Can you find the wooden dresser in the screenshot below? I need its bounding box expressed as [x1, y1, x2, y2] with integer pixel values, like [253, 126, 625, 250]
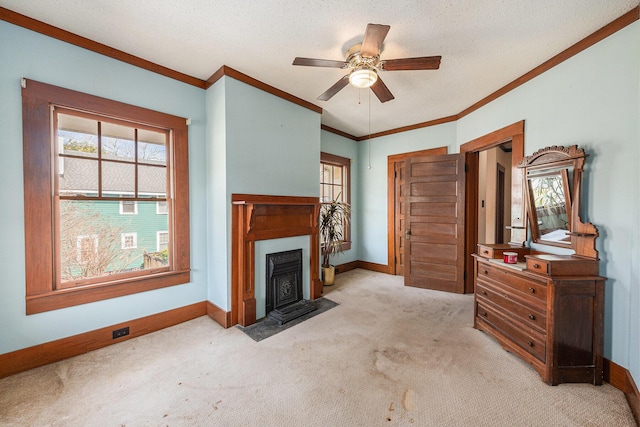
[474, 244, 605, 385]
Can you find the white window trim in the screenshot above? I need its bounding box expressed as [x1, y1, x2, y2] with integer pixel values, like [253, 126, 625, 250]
[119, 200, 138, 215]
[157, 230, 169, 252]
[156, 201, 168, 215]
[121, 232, 138, 250]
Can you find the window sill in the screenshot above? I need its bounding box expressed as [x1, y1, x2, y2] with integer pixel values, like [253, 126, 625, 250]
[340, 241, 352, 251]
[26, 270, 191, 315]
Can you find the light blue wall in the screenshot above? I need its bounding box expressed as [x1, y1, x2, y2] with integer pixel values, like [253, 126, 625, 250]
[205, 77, 321, 312]
[320, 130, 360, 265]
[0, 21, 208, 354]
[456, 21, 640, 378]
[2, 13, 637, 384]
[354, 22, 639, 378]
[357, 123, 458, 264]
[205, 78, 229, 311]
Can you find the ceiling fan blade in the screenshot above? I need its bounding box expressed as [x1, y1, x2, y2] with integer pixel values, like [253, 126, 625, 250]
[360, 24, 390, 58]
[317, 75, 350, 101]
[382, 56, 442, 71]
[293, 57, 348, 68]
[371, 76, 394, 103]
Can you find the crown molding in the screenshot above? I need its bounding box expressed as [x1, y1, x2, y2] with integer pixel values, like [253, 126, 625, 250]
[321, 124, 358, 141]
[205, 66, 322, 114]
[0, 7, 207, 89]
[356, 115, 458, 141]
[457, 6, 639, 119]
[1, 5, 638, 139]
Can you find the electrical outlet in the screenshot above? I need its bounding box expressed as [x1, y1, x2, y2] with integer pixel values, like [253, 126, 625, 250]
[112, 327, 129, 339]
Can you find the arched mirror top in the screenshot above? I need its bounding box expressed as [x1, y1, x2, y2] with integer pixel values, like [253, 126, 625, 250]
[518, 145, 587, 171]
[518, 145, 599, 259]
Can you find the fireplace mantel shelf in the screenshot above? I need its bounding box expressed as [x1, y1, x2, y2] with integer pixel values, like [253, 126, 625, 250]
[231, 194, 321, 327]
[232, 194, 319, 206]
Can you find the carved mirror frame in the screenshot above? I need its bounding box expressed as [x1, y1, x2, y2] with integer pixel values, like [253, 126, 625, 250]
[518, 145, 599, 259]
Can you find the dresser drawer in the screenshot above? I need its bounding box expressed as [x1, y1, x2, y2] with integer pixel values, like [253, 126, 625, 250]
[476, 281, 546, 332]
[477, 244, 529, 261]
[525, 254, 599, 276]
[526, 258, 549, 275]
[477, 261, 547, 305]
[476, 301, 546, 362]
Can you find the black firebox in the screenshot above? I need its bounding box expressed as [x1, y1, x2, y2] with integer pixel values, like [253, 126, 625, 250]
[265, 249, 316, 325]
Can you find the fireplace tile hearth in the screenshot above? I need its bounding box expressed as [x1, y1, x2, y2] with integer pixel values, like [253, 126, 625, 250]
[237, 297, 338, 342]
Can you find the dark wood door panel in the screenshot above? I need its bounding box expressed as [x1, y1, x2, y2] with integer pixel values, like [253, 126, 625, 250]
[405, 153, 466, 293]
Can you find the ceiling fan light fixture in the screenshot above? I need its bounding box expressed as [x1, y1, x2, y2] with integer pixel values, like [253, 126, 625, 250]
[349, 67, 378, 88]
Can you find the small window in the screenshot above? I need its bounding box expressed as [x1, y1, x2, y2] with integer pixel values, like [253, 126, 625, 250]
[320, 152, 351, 250]
[121, 232, 138, 250]
[76, 235, 98, 263]
[156, 201, 168, 215]
[120, 200, 138, 215]
[157, 231, 169, 252]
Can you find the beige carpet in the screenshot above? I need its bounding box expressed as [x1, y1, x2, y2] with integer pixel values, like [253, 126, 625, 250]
[0, 269, 635, 426]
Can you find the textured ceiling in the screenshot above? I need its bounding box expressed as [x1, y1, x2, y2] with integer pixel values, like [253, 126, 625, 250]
[1, 0, 638, 137]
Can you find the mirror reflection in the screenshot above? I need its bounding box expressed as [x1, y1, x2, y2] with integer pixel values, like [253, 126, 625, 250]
[527, 170, 571, 244]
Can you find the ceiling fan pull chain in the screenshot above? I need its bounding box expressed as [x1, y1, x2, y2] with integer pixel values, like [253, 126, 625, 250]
[368, 88, 372, 170]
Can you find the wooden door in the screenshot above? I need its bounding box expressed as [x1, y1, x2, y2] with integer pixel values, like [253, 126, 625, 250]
[394, 161, 406, 275]
[404, 153, 466, 293]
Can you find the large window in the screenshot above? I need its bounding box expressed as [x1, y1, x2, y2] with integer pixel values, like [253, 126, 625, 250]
[22, 79, 190, 314]
[320, 152, 351, 250]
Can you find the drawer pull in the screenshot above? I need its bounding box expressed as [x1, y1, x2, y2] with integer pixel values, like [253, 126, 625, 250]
[528, 287, 535, 293]
[533, 263, 540, 268]
[482, 250, 489, 255]
[528, 314, 535, 320]
[527, 341, 534, 347]
[483, 270, 488, 275]
[481, 291, 487, 296]
[480, 311, 487, 317]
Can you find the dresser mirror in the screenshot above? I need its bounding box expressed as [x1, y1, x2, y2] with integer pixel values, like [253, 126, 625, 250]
[526, 168, 571, 245]
[518, 145, 599, 259]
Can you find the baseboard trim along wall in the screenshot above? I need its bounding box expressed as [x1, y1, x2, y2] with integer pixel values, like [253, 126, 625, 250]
[1, 294, 638, 425]
[207, 300, 232, 328]
[0, 301, 206, 379]
[604, 358, 640, 424]
[335, 260, 391, 274]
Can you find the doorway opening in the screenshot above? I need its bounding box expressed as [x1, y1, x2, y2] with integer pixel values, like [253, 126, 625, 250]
[387, 121, 526, 294]
[477, 145, 512, 246]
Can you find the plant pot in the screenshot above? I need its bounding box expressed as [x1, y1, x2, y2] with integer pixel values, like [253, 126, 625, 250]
[322, 266, 335, 286]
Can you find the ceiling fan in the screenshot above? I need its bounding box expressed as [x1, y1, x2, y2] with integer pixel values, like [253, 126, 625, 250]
[293, 23, 441, 103]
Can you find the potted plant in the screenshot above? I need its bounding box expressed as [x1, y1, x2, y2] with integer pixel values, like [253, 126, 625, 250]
[319, 194, 351, 285]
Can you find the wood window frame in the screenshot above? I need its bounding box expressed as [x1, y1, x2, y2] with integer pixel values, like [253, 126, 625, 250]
[320, 152, 351, 251]
[22, 79, 190, 315]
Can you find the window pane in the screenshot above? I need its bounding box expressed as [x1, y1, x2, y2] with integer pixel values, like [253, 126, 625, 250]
[322, 164, 331, 184]
[59, 200, 170, 284]
[138, 129, 167, 165]
[102, 122, 135, 162]
[321, 184, 333, 203]
[121, 232, 137, 249]
[120, 200, 137, 214]
[333, 165, 342, 186]
[57, 114, 98, 158]
[58, 157, 98, 196]
[139, 165, 166, 198]
[102, 161, 135, 196]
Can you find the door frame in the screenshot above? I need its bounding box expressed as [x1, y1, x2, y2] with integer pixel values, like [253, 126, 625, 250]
[387, 146, 448, 274]
[460, 120, 526, 292]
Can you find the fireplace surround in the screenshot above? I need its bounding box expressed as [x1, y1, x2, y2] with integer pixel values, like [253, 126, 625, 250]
[231, 194, 321, 326]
